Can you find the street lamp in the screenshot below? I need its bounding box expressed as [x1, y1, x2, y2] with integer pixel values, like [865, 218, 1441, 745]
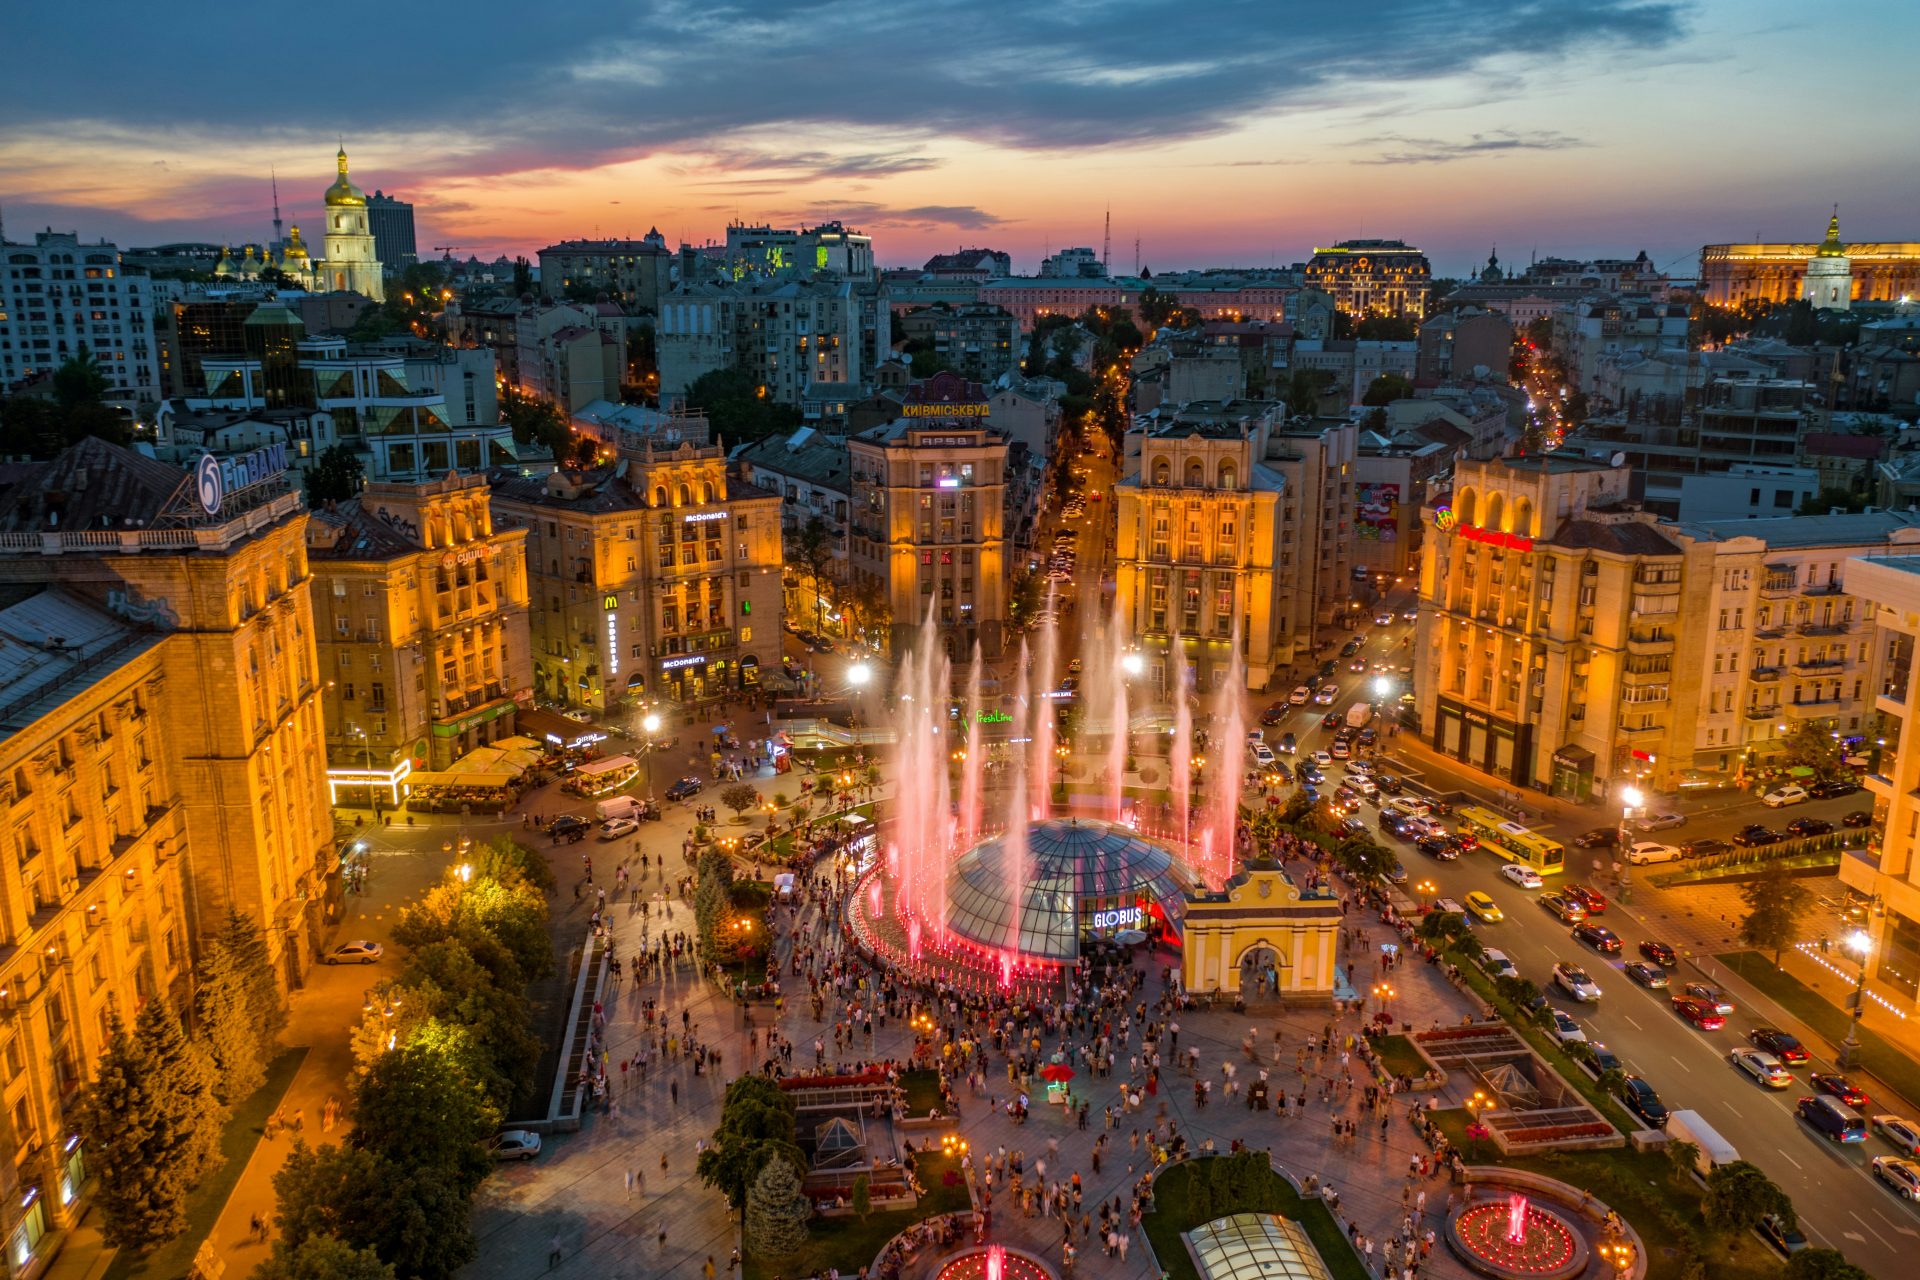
[1616, 784, 1643, 904]
[1372, 675, 1393, 702]
[847, 661, 872, 688]
[1415, 879, 1437, 910]
[1838, 928, 1873, 1067]
[642, 712, 662, 799]
[1121, 651, 1145, 678]
[1372, 981, 1396, 1016]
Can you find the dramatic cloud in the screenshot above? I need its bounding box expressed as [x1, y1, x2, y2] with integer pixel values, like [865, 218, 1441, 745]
[778, 203, 1007, 230]
[1354, 130, 1591, 165]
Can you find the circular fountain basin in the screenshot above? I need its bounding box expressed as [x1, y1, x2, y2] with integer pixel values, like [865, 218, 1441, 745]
[935, 1247, 1055, 1280]
[1445, 1196, 1588, 1280]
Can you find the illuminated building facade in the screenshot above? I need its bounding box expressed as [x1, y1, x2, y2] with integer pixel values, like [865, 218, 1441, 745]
[316, 148, 384, 301]
[307, 473, 532, 801]
[0, 438, 337, 1272]
[1304, 240, 1431, 318]
[1182, 865, 1345, 999]
[490, 447, 783, 710]
[0, 230, 162, 409]
[848, 419, 1010, 660]
[1700, 212, 1920, 307]
[536, 235, 671, 313]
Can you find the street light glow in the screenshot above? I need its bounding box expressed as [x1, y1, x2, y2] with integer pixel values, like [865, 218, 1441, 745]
[1121, 652, 1145, 677]
[1619, 786, 1643, 809]
[1850, 929, 1872, 955]
[848, 661, 872, 688]
[1372, 676, 1392, 699]
[642, 713, 661, 735]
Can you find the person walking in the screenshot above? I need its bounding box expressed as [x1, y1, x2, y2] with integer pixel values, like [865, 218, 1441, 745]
[548, 1234, 565, 1270]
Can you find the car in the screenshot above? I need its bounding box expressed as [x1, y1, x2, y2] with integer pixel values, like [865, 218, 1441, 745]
[1638, 940, 1677, 966]
[323, 940, 383, 965]
[1313, 684, 1340, 705]
[1260, 703, 1289, 725]
[1402, 608, 1418, 622]
[1625, 841, 1681, 865]
[1412, 833, 1454, 859]
[1479, 948, 1518, 979]
[1500, 864, 1544, 889]
[1754, 1212, 1809, 1257]
[1357, 726, 1378, 746]
[1540, 892, 1587, 923]
[1552, 962, 1602, 1002]
[599, 816, 639, 840]
[1748, 1027, 1811, 1064]
[665, 776, 705, 801]
[1464, 891, 1503, 923]
[1573, 923, 1622, 954]
[1335, 784, 1361, 807]
[1349, 657, 1368, 672]
[1573, 827, 1621, 849]
[1432, 898, 1468, 920]
[1341, 637, 1364, 657]
[1311, 751, 1334, 768]
[547, 815, 590, 843]
[1843, 809, 1875, 828]
[1671, 997, 1726, 1030]
[1345, 759, 1376, 777]
[1563, 883, 1608, 914]
[1329, 737, 1352, 759]
[1634, 811, 1687, 831]
[1763, 784, 1811, 808]
[1380, 814, 1415, 840]
[1289, 685, 1312, 704]
[1351, 777, 1380, 799]
[1729, 1049, 1794, 1088]
[1681, 837, 1730, 858]
[1872, 1156, 1920, 1200]
[1374, 611, 1395, 625]
[1874, 1115, 1920, 1156]
[1549, 1010, 1587, 1044]
[1809, 778, 1860, 800]
[490, 1129, 543, 1161]
[1267, 761, 1294, 784]
[1624, 962, 1669, 989]
[1339, 815, 1370, 839]
[1810, 1072, 1871, 1108]
[1732, 824, 1781, 847]
[1616, 1075, 1668, 1128]
[1785, 816, 1833, 837]
[1248, 742, 1276, 768]
[1799, 1094, 1870, 1142]
[1277, 733, 1297, 754]
[1682, 983, 1735, 1015]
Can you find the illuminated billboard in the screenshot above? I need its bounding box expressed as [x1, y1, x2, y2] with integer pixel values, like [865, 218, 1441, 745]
[1356, 483, 1400, 540]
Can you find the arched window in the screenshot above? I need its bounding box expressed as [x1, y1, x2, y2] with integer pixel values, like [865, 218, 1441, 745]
[1152, 456, 1171, 486]
[654, 486, 668, 507]
[1184, 458, 1205, 487]
[1483, 492, 1505, 534]
[1510, 497, 1535, 540]
[1454, 488, 1477, 528]
[678, 484, 692, 506]
[1217, 462, 1237, 490]
[702, 481, 716, 503]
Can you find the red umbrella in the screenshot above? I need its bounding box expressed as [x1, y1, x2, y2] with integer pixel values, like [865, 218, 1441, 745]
[1041, 1064, 1076, 1083]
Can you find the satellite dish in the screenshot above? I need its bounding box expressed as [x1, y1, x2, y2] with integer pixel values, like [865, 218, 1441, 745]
[1610, 452, 1627, 468]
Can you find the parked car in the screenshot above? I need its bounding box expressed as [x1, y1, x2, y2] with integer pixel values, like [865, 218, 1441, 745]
[1573, 923, 1622, 954]
[1501, 864, 1544, 889]
[1873, 1115, 1920, 1157]
[1810, 1072, 1871, 1109]
[1732, 824, 1781, 847]
[1635, 811, 1687, 831]
[1872, 1156, 1920, 1200]
[665, 776, 705, 801]
[1682, 983, 1735, 1015]
[1638, 940, 1678, 966]
[1681, 837, 1731, 858]
[1799, 1095, 1869, 1142]
[1729, 1049, 1794, 1088]
[1785, 816, 1834, 837]
[1479, 948, 1518, 979]
[1552, 962, 1602, 1002]
[1843, 809, 1875, 828]
[599, 816, 640, 840]
[1810, 778, 1861, 799]
[1540, 892, 1587, 923]
[323, 940, 383, 965]
[547, 815, 590, 843]
[1563, 883, 1608, 914]
[490, 1130, 543, 1161]
[1671, 997, 1726, 1030]
[1763, 784, 1811, 808]
[1624, 962, 1669, 989]
[1755, 1213, 1809, 1257]
[1549, 1010, 1587, 1044]
[1625, 841, 1681, 865]
[1260, 703, 1289, 725]
[1616, 1075, 1669, 1128]
[1748, 1027, 1811, 1064]
[1573, 827, 1621, 849]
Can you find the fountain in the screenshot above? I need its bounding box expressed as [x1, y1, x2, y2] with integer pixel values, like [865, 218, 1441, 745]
[1446, 1189, 1589, 1280]
[935, 1245, 1053, 1280]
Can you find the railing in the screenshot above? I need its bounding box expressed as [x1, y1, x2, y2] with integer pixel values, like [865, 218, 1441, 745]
[0, 490, 302, 555]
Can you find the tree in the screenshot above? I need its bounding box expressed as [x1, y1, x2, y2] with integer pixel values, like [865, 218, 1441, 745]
[500, 384, 571, 458]
[698, 1076, 802, 1210]
[1704, 1160, 1795, 1232]
[349, 1042, 498, 1197]
[54, 346, 109, 410]
[1798, 486, 1869, 517]
[1008, 568, 1045, 631]
[745, 1154, 812, 1260]
[1786, 1248, 1874, 1280]
[1361, 373, 1414, 407]
[695, 849, 737, 957]
[1286, 369, 1335, 417]
[1185, 1159, 1215, 1223]
[306, 444, 365, 505]
[851, 1173, 871, 1221]
[219, 909, 288, 1045]
[250, 1232, 397, 1280]
[721, 782, 760, 820]
[789, 517, 839, 635]
[512, 257, 533, 298]
[685, 367, 802, 445]
[1782, 722, 1848, 781]
[195, 924, 268, 1104]
[1739, 863, 1812, 964]
[1355, 315, 1418, 341]
[134, 995, 226, 1187]
[77, 1012, 185, 1248]
[272, 1142, 474, 1280]
[1664, 1138, 1700, 1180]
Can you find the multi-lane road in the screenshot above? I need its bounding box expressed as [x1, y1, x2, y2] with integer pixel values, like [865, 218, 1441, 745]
[1268, 610, 1916, 1276]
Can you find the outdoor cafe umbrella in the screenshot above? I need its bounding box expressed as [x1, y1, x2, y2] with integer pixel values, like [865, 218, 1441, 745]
[1040, 1064, 1076, 1083]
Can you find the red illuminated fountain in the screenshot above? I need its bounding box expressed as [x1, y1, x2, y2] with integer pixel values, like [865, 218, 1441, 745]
[1445, 1190, 1589, 1280]
[935, 1244, 1054, 1280]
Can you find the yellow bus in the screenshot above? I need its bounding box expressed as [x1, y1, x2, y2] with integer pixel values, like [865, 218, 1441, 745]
[1456, 805, 1567, 876]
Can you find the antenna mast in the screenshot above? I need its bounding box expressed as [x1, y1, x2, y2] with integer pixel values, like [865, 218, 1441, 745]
[270, 168, 283, 252]
[1102, 207, 1111, 271]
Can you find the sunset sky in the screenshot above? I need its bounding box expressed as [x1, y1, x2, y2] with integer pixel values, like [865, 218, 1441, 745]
[6, 0, 1915, 277]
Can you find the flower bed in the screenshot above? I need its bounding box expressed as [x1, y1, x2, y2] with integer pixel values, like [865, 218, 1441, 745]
[1500, 1123, 1616, 1144]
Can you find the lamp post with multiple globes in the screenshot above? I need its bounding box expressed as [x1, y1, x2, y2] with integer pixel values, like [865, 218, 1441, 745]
[1838, 928, 1873, 1068]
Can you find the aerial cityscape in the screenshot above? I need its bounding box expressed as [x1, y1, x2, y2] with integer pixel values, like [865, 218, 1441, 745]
[3, 4, 1920, 1280]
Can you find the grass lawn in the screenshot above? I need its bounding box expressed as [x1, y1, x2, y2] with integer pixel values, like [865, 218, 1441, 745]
[1144, 1157, 1367, 1280]
[1371, 1034, 1427, 1079]
[105, 1047, 308, 1280]
[1425, 1109, 1779, 1280]
[1718, 950, 1920, 1110]
[898, 1068, 943, 1116]
[743, 1152, 971, 1280]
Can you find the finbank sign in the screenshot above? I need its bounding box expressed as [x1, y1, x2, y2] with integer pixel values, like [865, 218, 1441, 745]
[194, 444, 289, 515]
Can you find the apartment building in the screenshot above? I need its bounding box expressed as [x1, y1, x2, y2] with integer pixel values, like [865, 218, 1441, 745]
[656, 278, 892, 407]
[0, 231, 162, 408]
[536, 235, 671, 312]
[1303, 240, 1431, 318]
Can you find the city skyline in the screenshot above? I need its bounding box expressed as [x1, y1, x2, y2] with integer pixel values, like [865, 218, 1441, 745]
[5, 0, 1917, 273]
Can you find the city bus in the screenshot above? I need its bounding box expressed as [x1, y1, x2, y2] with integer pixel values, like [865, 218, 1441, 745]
[1456, 805, 1567, 876]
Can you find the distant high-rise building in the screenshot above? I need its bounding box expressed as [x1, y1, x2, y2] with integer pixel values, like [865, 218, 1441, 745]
[366, 191, 418, 272]
[0, 230, 162, 406]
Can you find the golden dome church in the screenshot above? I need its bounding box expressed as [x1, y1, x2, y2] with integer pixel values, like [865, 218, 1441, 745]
[315, 147, 385, 299]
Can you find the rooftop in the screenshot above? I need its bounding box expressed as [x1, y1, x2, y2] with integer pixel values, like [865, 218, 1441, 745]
[1545, 518, 1683, 556]
[1679, 510, 1920, 549]
[0, 588, 163, 737]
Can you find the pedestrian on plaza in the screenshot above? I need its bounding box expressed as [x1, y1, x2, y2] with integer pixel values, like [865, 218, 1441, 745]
[548, 1234, 564, 1269]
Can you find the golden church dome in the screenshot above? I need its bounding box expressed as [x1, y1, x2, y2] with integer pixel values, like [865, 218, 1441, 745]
[324, 147, 366, 207]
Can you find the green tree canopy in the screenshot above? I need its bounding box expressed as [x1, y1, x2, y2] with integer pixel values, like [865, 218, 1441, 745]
[745, 1151, 812, 1260]
[1361, 373, 1414, 407]
[305, 444, 365, 505]
[698, 1076, 802, 1210]
[789, 516, 840, 633]
[195, 922, 269, 1104]
[500, 384, 571, 458]
[77, 1012, 185, 1249]
[349, 1042, 499, 1198]
[1355, 315, 1418, 341]
[54, 346, 109, 410]
[721, 782, 760, 817]
[685, 367, 802, 445]
[1739, 862, 1813, 964]
[272, 1142, 474, 1280]
[134, 995, 226, 1187]
[1286, 369, 1336, 418]
[1703, 1160, 1794, 1233]
[250, 1231, 398, 1280]
[1785, 1247, 1874, 1280]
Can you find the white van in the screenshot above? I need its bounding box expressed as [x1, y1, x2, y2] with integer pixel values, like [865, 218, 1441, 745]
[595, 795, 642, 823]
[1667, 1109, 1740, 1177]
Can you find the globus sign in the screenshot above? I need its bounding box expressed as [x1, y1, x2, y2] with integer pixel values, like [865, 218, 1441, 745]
[1090, 905, 1143, 930]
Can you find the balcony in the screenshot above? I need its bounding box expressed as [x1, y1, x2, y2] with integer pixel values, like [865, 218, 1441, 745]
[1619, 722, 1666, 737]
[1803, 581, 1845, 597]
[1626, 633, 1674, 655]
[1744, 706, 1782, 722]
[1783, 698, 1843, 719]
[1750, 666, 1781, 682]
[1800, 620, 1853, 637]
[1759, 576, 1797, 599]
[1791, 658, 1847, 677]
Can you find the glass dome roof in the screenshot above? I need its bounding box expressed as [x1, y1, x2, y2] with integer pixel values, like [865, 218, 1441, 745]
[944, 818, 1190, 962]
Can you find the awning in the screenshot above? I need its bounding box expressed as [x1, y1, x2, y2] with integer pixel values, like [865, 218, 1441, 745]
[405, 771, 516, 789]
[492, 735, 544, 752]
[518, 707, 604, 748]
[574, 754, 637, 778]
[1552, 744, 1596, 770]
[1786, 765, 1816, 778]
